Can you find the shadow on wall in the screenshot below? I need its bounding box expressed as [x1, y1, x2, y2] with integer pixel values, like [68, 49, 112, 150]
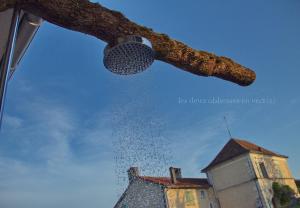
[168, 189, 200, 208]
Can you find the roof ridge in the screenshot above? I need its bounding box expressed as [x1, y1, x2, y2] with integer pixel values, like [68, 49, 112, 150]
[233, 138, 286, 156]
[138, 176, 210, 189]
[231, 138, 250, 151]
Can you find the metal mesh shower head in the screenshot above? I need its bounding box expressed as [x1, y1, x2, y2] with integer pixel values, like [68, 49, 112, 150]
[103, 36, 155, 75]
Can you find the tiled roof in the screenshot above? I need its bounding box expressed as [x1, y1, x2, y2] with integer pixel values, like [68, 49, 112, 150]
[202, 138, 287, 172]
[113, 176, 210, 208]
[138, 176, 210, 189]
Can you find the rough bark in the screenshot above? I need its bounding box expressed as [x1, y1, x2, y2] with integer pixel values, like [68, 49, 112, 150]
[0, 0, 256, 86]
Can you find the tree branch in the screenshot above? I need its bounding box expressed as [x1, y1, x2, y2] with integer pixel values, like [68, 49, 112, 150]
[0, 0, 256, 86]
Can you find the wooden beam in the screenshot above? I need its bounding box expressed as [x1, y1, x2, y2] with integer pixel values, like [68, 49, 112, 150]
[0, 0, 256, 86]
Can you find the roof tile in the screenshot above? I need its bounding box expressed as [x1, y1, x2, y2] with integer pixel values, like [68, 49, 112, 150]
[139, 176, 210, 189]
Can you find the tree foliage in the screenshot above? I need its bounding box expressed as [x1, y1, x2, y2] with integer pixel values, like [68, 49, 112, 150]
[273, 182, 300, 208]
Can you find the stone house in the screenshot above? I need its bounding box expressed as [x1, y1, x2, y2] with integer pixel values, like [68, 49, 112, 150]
[114, 138, 299, 208]
[114, 167, 217, 208]
[202, 138, 299, 208]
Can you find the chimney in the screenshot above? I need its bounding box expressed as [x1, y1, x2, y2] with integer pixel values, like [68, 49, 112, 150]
[169, 167, 182, 184]
[127, 167, 140, 182]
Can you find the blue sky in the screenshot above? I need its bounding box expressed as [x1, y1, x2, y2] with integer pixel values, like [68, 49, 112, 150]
[1, 0, 300, 207]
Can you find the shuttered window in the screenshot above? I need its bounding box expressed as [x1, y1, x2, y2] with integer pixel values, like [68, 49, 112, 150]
[259, 162, 269, 178]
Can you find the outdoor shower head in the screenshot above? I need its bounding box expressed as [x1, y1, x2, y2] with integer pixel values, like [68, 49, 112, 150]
[103, 35, 155, 75]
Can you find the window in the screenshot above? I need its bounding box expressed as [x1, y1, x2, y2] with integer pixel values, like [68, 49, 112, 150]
[259, 162, 269, 178]
[121, 204, 128, 208]
[184, 191, 195, 205]
[210, 202, 214, 208]
[200, 190, 206, 199]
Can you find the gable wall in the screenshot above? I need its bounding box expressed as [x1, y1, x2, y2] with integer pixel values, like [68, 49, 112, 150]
[114, 179, 166, 208]
[206, 153, 260, 208]
[207, 154, 255, 191]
